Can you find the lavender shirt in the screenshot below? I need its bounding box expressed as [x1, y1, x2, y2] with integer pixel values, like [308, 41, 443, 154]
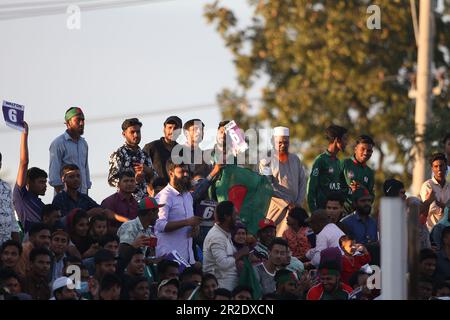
[155, 184, 195, 264]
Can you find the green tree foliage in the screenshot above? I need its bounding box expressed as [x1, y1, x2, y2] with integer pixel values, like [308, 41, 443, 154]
[204, 0, 450, 196]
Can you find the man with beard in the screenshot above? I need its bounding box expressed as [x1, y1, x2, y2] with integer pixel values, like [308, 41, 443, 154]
[307, 261, 353, 300]
[154, 160, 202, 265]
[259, 126, 307, 237]
[49, 107, 91, 194]
[108, 118, 157, 201]
[203, 201, 248, 290]
[340, 135, 375, 213]
[143, 116, 182, 184]
[341, 187, 378, 245]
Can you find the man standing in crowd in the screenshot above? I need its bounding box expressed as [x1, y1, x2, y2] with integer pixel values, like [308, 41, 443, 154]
[13, 122, 47, 232]
[420, 153, 450, 231]
[0, 151, 20, 245]
[203, 201, 249, 291]
[154, 160, 202, 265]
[109, 118, 156, 201]
[143, 116, 182, 183]
[341, 135, 375, 212]
[23, 247, 52, 300]
[307, 125, 348, 212]
[259, 126, 307, 236]
[49, 107, 91, 194]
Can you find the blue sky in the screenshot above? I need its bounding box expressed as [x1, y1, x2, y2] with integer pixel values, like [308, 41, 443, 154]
[0, 0, 253, 203]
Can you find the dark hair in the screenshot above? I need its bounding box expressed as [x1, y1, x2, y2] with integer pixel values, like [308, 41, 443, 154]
[430, 152, 447, 166]
[326, 192, 345, 206]
[41, 204, 60, 217]
[60, 163, 80, 177]
[127, 276, 148, 292]
[419, 248, 437, 262]
[0, 268, 21, 283]
[121, 118, 142, 131]
[274, 269, 295, 289]
[339, 235, 352, 247]
[348, 270, 368, 288]
[441, 226, 450, 244]
[157, 259, 180, 276]
[215, 288, 232, 299]
[268, 237, 289, 251]
[118, 171, 135, 181]
[71, 209, 88, 226]
[165, 159, 186, 174]
[0, 240, 23, 256]
[90, 214, 107, 225]
[29, 247, 51, 263]
[355, 135, 375, 146]
[0, 152, 2, 162]
[232, 285, 252, 298]
[149, 176, 166, 190]
[180, 267, 203, 283]
[383, 179, 405, 197]
[442, 133, 450, 146]
[179, 282, 197, 298]
[215, 201, 235, 223]
[64, 255, 82, 267]
[183, 119, 205, 131]
[27, 167, 47, 182]
[98, 234, 119, 248]
[433, 281, 450, 296]
[29, 223, 51, 237]
[287, 207, 309, 227]
[218, 120, 230, 129]
[325, 125, 348, 143]
[100, 273, 122, 291]
[201, 273, 218, 287]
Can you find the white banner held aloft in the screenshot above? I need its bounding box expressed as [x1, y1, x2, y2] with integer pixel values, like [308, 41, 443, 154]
[2, 100, 25, 132]
[224, 120, 248, 155]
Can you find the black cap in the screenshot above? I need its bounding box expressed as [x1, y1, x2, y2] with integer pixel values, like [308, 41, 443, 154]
[94, 249, 116, 265]
[164, 116, 182, 128]
[122, 118, 142, 131]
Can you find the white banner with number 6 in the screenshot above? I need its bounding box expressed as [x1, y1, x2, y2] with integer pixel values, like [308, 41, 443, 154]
[2, 100, 25, 132]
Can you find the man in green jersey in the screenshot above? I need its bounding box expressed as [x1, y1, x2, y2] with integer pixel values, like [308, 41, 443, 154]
[307, 125, 348, 212]
[340, 135, 375, 212]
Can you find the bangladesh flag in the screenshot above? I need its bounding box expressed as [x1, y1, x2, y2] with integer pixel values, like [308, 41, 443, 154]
[214, 165, 273, 235]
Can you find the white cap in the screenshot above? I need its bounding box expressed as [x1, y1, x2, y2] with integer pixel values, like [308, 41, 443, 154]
[273, 126, 289, 137]
[52, 276, 74, 293]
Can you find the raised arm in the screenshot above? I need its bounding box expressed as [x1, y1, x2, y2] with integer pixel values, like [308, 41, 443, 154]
[16, 121, 29, 188]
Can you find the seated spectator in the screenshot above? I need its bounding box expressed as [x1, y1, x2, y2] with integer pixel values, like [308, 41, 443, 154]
[306, 261, 352, 300]
[41, 204, 62, 231]
[180, 266, 203, 286]
[94, 249, 117, 282]
[432, 281, 450, 298]
[232, 285, 253, 300]
[89, 214, 108, 243]
[214, 288, 232, 300]
[0, 268, 25, 297]
[99, 273, 122, 300]
[435, 226, 450, 282]
[17, 223, 51, 277]
[179, 282, 197, 300]
[22, 247, 52, 300]
[231, 223, 249, 273]
[101, 171, 139, 235]
[418, 276, 433, 300]
[274, 269, 300, 299]
[339, 235, 371, 285]
[348, 270, 376, 300]
[196, 273, 218, 300]
[282, 207, 311, 262]
[254, 238, 289, 296]
[49, 229, 71, 282]
[325, 192, 349, 233]
[67, 209, 96, 258]
[157, 278, 179, 300]
[83, 234, 119, 276]
[157, 259, 180, 281]
[0, 240, 23, 277]
[252, 219, 277, 264]
[419, 248, 437, 280]
[280, 248, 305, 280]
[52, 164, 107, 220]
[51, 276, 78, 300]
[127, 276, 150, 300]
[305, 210, 344, 267]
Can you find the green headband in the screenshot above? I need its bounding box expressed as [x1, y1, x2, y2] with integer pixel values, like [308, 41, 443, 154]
[65, 107, 84, 122]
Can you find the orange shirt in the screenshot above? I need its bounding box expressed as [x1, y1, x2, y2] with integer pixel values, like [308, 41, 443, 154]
[282, 227, 311, 261]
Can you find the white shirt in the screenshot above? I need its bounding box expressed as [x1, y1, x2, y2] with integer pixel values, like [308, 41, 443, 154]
[420, 177, 450, 231]
[305, 223, 345, 267]
[0, 179, 20, 245]
[202, 224, 238, 291]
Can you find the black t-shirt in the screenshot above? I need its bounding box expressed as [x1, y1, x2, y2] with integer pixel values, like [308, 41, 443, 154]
[143, 137, 177, 183]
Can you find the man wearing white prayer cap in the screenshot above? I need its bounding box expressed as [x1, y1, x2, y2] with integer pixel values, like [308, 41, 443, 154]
[259, 126, 307, 236]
